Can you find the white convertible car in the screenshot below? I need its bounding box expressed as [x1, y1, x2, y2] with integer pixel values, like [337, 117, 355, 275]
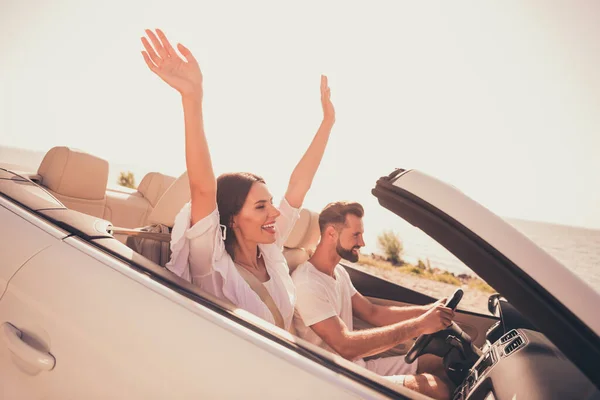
[1, 147, 599, 400]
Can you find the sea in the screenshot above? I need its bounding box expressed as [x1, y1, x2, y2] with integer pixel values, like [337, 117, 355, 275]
[2, 145, 599, 294]
[382, 216, 600, 294]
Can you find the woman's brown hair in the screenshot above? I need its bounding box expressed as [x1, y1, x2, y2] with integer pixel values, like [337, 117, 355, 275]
[318, 201, 364, 233]
[216, 172, 265, 259]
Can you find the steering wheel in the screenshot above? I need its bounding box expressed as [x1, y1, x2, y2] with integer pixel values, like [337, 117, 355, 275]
[405, 289, 464, 364]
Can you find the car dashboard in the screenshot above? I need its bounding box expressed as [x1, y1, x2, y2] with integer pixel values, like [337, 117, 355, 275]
[453, 328, 597, 400]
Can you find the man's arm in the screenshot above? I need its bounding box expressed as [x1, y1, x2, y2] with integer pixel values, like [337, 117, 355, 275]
[352, 292, 448, 327]
[310, 315, 422, 361]
[310, 304, 454, 361]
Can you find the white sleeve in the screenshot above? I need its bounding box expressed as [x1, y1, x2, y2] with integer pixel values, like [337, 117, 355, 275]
[187, 207, 226, 283]
[275, 197, 301, 249]
[166, 203, 225, 283]
[294, 281, 338, 327]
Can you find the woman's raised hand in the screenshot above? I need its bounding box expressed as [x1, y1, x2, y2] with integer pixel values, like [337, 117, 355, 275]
[141, 29, 203, 99]
[320, 75, 335, 124]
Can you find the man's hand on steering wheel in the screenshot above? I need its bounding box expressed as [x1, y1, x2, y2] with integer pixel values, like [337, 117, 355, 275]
[416, 301, 455, 335]
[405, 289, 465, 364]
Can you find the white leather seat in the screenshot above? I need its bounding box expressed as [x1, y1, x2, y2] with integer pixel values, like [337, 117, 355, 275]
[37, 146, 109, 218]
[282, 209, 321, 273]
[105, 172, 176, 229]
[123, 172, 191, 266]
[144, 172, 191, 228]
[37, 146, 175, 230]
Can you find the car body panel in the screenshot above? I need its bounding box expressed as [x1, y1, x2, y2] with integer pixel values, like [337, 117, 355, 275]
[0, 207, 414, 399]
[0, 198, 65, 298]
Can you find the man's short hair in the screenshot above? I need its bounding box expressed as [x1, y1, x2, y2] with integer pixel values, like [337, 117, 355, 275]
[318, 201, 364, 233]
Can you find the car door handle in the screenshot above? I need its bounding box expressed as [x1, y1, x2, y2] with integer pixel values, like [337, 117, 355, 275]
[1, 322, 55, 371]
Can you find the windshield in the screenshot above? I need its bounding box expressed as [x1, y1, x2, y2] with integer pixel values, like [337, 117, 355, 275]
[0, 168, 65, 211]
[358, 209, 494, 315]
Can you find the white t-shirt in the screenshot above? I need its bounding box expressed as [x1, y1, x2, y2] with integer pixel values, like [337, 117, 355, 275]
[292, 261, 419, 378]
[166, 198, 300, 330]
[292, 262, 358, 354]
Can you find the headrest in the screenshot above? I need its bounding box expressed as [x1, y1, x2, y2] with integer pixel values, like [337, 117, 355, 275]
[283, 248, 311, 273]
[147, 172, 191, 227]
[138, 172, 176, 207]
[37, 146, 109, 200]
[284, 208, 321, 250]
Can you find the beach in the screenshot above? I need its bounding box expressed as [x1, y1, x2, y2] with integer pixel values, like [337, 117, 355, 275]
[352, 262, 492, 315]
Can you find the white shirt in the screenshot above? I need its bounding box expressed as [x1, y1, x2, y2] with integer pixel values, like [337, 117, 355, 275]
[293, 262, 418, 376]
[292, 262, 358, 354]
[166, 198, 300, 330]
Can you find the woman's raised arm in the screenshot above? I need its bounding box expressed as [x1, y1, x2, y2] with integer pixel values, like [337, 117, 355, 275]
[141, 29, 216, 224]
[285, 75, 336, 208]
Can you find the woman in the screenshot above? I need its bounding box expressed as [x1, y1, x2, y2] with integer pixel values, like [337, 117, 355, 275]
[141, 29, 335, 331]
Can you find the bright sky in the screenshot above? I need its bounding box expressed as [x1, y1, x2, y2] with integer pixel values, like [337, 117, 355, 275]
[2, 1, 599, 240]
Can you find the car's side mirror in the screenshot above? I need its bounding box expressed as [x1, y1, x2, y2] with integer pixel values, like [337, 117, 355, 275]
[488, 293, 502, 316]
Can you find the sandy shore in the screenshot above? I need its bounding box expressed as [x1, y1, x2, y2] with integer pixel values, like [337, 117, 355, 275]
[352, 262, 492, 315]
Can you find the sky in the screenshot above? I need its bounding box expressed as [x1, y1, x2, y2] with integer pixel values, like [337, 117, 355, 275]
[1, 1, 599, 249]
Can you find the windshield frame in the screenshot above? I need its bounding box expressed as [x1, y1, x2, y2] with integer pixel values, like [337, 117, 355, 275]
[372, 169, 600, 388]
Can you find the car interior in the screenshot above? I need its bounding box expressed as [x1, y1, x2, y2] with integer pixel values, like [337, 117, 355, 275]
[18, 147, 339, 272]
[3, 146, 599, 400]
[32, 146, 177, 233]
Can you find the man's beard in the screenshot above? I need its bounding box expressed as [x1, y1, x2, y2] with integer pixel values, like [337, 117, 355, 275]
[336, 240, 360, 263]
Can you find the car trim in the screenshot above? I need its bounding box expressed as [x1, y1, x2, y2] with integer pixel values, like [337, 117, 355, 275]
[0, 195, 68, 240]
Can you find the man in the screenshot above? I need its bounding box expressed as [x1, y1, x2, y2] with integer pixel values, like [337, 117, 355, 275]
[292, 201, 455, 400]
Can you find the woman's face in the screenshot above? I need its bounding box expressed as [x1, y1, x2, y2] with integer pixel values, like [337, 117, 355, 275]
[232, 182, 281, 245]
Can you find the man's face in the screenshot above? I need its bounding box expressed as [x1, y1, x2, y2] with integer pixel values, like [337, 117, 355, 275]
[335, 214, 365, 263]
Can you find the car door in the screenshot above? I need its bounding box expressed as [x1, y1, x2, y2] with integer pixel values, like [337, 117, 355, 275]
[0, 172, 67, 298]
[0, 203, 63, 298]
[344, 263, 498, 358]
[0, 214, 382, 399]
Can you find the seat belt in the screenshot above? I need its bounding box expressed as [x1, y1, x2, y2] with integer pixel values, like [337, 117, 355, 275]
[110, 225, 288, 331]
[234, 263, 286, 331]
[108, 226, 171, 242]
